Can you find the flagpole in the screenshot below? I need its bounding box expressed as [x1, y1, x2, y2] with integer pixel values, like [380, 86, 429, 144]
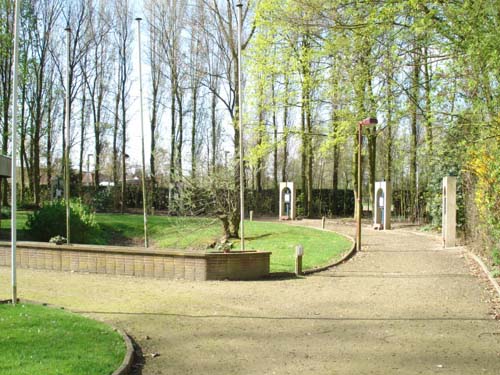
[135, 17, 148, 248]
[11, 0, 21, 305]
[65, 26, 71, 244]
[237, 2, 245, 251]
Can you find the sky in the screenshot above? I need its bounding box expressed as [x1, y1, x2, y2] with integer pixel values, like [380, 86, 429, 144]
[84, 15, 235, 174]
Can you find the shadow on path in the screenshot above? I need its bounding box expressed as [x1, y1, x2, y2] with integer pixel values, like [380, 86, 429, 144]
[73, 309, 493, 322]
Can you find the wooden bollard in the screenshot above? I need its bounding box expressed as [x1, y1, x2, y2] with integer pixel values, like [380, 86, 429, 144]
[250, 210, 253, 222]
[322, 216, 326, 229]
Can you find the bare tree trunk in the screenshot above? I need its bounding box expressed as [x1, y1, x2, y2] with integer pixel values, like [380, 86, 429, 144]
[272, 80, 278, 190]
[112, 75, 120, 188]
[301, 91, 307, 215]
[255, 78, 264, 193]
[367, 129, 376, 210]
[0, 0, 13, 207]
[169, 88, 176, 211]
[176, 92, 183, 178]
[306, 96, 313, 217]
[423, 46, 433, 153]
[410, 48, 420, 221]
[352, 77, 365, 220]
[332, 144, 339, 190]
[33, 59, 47, 206]
[46, 83, 54, 194]
[385, 61, 393, 183]
[148, 78, 159, 213]
[78, 87, 86, 192]
[191, 87, 198, 179]
[300, 34, 313, 217]
[147, 2, 162, 213]
[20, 71, 27, 202]
[352, 130, 360, 220]
[149, 90, 158, 213]
[211, 89, 217, 174]
[365, 54, 377, 210]
[282, 77, 289, 182]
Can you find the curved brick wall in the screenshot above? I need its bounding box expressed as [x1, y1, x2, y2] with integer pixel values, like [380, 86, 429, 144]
[0, 242, 270, 281]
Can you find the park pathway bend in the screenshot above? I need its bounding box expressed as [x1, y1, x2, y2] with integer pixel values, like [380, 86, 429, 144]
[1, 220, 499, 375]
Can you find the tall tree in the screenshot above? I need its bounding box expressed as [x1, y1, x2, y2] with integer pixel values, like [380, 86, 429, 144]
[146, 0, 164, 210]
[113, 0, 133, 211]
[188, 0, 205, 180]
[153, 0, 187, 212]
[29, 0, 62, 206]
[208, 0, 256, 236]
[84, 2, 113, 189]
[0, 0, 14, 206]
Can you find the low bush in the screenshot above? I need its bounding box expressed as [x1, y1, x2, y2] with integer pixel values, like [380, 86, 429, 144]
[0, 206, 10, 219]
[25, 200, 102, 244]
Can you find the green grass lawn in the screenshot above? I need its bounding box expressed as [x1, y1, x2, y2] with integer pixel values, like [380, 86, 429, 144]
[96, 214, 222, 249]
[96, 215, 352, 272]
[1, 212, 353, 273]
[0, 303, 125, 375]
[234, 221, 352, 272]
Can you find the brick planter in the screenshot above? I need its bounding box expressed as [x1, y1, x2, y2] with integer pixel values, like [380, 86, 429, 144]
[0, 242, 270, 281]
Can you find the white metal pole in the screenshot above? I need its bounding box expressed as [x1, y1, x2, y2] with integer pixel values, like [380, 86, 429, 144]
[11, 0, 21, 305]
[237, 2, 244, 251]
[65, 26, 71, 244]
[136, 17, 148, 248]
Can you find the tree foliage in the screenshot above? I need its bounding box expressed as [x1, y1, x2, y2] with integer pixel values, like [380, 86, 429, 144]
[2, 1, 500, 262]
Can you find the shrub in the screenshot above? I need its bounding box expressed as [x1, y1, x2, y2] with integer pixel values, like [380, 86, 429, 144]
[25, 200, 101, 244]
[81, 187, 115, 212]
[493, 247, 500, 266]
[0, 206, 11, 219]
[467, 142, 500, 264]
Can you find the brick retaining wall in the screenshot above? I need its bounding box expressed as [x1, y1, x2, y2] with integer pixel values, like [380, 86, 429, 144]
[0, 242, 270, 281]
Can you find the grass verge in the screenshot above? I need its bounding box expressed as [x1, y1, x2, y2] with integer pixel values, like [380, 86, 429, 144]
[0, 303, 125, 375]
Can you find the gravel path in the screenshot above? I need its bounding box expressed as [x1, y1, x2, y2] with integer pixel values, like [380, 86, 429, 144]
[1, 220, 499, 375]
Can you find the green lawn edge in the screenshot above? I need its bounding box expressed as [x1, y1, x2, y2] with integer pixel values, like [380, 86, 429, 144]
[0, 303, 126, 375]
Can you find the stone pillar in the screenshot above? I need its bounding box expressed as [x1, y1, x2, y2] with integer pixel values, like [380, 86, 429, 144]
[442, 176, 456, 248]
[279, 182, 296, 220]
[373, 181, 391, 230]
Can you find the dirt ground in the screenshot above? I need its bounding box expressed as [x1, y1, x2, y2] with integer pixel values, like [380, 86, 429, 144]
[1, 220, 500, 375]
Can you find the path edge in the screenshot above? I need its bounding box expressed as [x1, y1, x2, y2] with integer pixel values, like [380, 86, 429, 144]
[303, 233, 356, 275]
[112, 328, 135, 375]
[468, 252, 500, 299]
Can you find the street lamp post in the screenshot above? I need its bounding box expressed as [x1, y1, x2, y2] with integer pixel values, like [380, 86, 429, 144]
[356, 117, 378, 252]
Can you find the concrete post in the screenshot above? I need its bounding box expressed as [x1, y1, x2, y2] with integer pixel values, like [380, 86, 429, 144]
[442, 176, 456, 248]
[295, 244, 303, 276]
